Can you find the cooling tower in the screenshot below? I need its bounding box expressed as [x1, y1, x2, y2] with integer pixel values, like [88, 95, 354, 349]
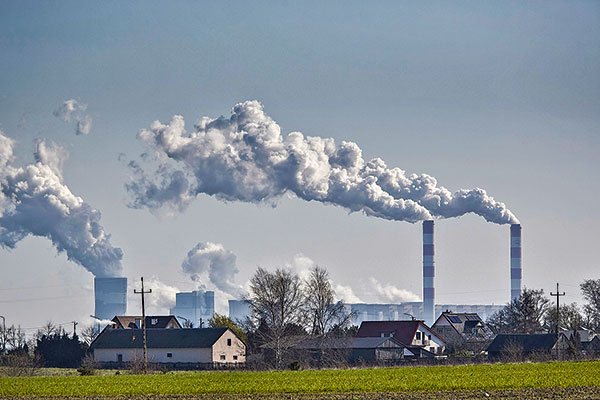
[170, 290, 215, 327]
[422, 220, 435, 325]
[510, 224, 522, 301]
[94, 277, 127, 320]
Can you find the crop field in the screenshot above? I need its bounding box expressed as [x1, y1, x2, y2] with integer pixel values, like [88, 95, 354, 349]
[1, 360, 599, 399]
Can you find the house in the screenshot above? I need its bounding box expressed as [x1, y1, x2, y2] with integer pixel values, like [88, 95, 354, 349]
[431, 312, 495, 353]
[291, 336, 435, 365]
[356, 320, 446, 355]
[582, 335, 600, 356]
[486, 333, 570, 360]
[110, 315, 182, 330]
[90, 327, 245, 366]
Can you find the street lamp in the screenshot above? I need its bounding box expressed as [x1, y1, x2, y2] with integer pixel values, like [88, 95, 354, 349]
[404, 313, 415, 321]
[176, 315, 191, 328]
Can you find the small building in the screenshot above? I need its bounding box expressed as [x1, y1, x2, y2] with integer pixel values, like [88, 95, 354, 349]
[356, 320, 446, 355]
[486, 333, 570, 360]
[291, 336, 434, 365]
[110, 315, 181, 330]
[90, 327, 245, 367]
[431, 312, 495, 353]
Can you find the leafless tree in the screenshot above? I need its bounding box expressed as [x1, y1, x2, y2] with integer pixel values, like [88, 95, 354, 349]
[305, 266, 353, 337]
[248, 267, 306, 368]
[80, 325, 102, 346]
[581, 279, 600, 331]
[487, 288, 550, 333]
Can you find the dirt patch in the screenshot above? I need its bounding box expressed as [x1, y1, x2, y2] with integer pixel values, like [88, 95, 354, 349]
[10, 387, 600, 400]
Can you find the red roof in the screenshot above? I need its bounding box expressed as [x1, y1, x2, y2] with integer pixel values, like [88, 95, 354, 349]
[356, 320, 423, 345]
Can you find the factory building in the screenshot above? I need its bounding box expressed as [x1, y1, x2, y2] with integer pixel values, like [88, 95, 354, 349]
[170, 290, 215, 327]
[228, 299, 251, 323]
[94, 277, 127, 320]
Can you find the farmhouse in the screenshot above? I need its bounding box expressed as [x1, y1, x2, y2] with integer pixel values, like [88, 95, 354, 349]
[291, 336, 435, 365]
[90, 327, 245, 366]
[356, 320, 446, 355]
[110, 315, 181, 329]
[431, 311, 495, 353]
[486, 333, 570, 360]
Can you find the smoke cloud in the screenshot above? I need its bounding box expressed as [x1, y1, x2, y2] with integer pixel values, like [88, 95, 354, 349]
[0, 131, 123, 277]
[181, 241, 243, 298]
[368, 277, 421, 303]
[53, 99, 93, 135]
[127, 101, 518, 224]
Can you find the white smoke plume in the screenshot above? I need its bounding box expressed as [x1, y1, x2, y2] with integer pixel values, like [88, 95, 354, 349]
[127, 100, 518, 225]
[367, 277, 421, 303]
[181, 242, 243, 298]
[129, 277, 179, 313]
[0, 131, 123, 277]
[53, 99, 93, 135]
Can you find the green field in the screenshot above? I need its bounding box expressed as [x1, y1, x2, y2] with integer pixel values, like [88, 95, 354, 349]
[1, 361, 599, 399]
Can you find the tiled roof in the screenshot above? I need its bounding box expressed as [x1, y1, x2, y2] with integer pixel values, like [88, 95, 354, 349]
[90, 327, 228, 349]
[293, 337, 404, 350]
[486, 333, 558, 353]
[356, 321, 421, 345]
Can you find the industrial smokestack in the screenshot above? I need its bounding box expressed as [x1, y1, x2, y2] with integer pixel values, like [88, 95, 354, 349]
[94, 277, 127, 320]
[510, 224, 522, 301]
[422, 220, 435, 325]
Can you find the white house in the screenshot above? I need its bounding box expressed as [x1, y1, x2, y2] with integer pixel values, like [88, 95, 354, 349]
[356, 320, 446, 355]
[90, 327, 245, 365]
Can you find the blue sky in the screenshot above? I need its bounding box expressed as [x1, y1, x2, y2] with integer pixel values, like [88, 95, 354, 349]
[0, 1, 598, 333]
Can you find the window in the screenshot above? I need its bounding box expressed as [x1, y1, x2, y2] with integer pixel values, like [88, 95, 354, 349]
[151, 318, 158, 325]
[233, 355, 238, 361]
[227, 338, 232, 346]
[167, 353, 173, 358]
[416, 332, 421, 340]
[220, 355, 226, 361]
[117, 354, 123, 363]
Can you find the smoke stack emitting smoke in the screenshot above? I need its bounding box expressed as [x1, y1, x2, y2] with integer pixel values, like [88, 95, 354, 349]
[127, 100, 518, 225]
[0, 132, 123, 277]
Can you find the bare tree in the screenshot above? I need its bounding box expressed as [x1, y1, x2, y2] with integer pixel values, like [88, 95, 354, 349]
[305, 266, 352, 337]
[80, 325, 102, 346]
[544, 302, 584, 332]
[487, 288, 550, 333]
[248, 267, 306, 368]
[581, 279, 600, 331]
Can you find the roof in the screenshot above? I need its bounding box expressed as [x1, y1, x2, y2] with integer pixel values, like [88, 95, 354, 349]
[486, 334, 559, 353]
[432, 312, 494, 340]
[293, 337, 404, 350]
[90, 327, 229, 349]
[111, 315, 181, 329]
[356, 321, 422, 345]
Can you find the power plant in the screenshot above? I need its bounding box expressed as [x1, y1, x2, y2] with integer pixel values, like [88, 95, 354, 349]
[510, 224, 522, 301]
[94, 277, 127, 320]
[422, 220, 435, 325]
[169, 290, 215, 327]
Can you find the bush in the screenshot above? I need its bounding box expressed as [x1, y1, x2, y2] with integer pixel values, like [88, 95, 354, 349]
[77, 355, 97, 376]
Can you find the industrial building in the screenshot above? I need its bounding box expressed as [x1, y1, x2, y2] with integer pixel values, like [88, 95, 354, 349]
[170, 290, 215, 327]
[228, 299, 251, 323]
[94, 277, 127, 320]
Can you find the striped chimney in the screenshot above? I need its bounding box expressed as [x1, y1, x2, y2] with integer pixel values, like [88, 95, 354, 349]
[422, 220, 435, 325]
[510, 224, 522, 301]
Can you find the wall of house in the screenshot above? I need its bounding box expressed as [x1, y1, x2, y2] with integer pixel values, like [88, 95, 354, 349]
[212, 330, 246, 363]
[412, 326, 445, 355]
[93, 347, 213, 363]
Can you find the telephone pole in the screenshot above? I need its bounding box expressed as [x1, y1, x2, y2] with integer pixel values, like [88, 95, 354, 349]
[134, 277, 152, 372]
[550, 283, 565, 335]
[72, 321, 78, 337]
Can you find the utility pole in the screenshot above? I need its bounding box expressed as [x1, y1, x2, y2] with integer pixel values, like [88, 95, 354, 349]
[0, 315, 5, 354]
[134, 277, 152, 372]
[550, 283, 565, 335]
[72, 321, 78, 337]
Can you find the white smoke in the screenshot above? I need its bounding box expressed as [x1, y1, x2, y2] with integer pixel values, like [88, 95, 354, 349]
[0, 131, 123, 277]
[53, 99, 93, 135]
[127, 101, 518, 225]
[334, 283, 362, 303]
[181, 242, 243, 298]
[128, 277, 179, 313]
[367, 277, 421, 303]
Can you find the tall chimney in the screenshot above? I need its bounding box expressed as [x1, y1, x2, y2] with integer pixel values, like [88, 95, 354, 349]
[422, 220, 435, 325]
[510, 224, 522, 301]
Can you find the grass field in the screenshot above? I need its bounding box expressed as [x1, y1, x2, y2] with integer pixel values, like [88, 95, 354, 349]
[1, 360, 599, 398]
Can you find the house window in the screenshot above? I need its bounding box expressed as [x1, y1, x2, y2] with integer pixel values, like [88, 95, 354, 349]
[220, 355, 226, 361]
[430, 347, 435, 353]
[227, 338, 232, 346]
[117, 354, 123, 362]
[151, 318, 158, 325]
[416, 332, 421, 341]
[167, 353, 173, 358]
[233, 355, 238, 361]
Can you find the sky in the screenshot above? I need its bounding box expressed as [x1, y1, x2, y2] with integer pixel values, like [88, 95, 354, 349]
[0, 1, 599, 336]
